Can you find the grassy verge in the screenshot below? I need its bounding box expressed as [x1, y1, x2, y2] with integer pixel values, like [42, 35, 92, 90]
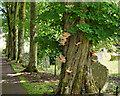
[100, 60, 118, 74]
[11, 62, 58, 95]
[18, 76, 57, 95]
[38, 65, 61, 75]
[100, 59, 119, 93]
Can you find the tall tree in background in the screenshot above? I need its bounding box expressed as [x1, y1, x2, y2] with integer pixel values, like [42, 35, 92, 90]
[25, 2, 38, 72]
[6, 2, 14, 59]
[12, 2, 19, 60]
[17, 2, 26, 63]
[1, 2, 18, 60]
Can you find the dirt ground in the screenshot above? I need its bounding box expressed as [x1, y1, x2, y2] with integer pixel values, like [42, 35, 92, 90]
[21, 72, 59, 83]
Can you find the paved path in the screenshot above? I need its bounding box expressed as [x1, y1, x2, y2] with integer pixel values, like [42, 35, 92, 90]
[0, 51, 29, 96]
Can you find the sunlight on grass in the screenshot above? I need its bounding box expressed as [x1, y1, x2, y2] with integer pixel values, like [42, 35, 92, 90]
[100, 60, 118, 74]
[11, 62, 58, 95]
[11, 63, 25, 73]
[38, 65, 61, 75]
[19, 76, 58, 95]
[7, 73, 24, 77]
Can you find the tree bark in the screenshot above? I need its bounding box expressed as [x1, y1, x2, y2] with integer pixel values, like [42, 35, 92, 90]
[25, 2, 38, 72]
[13, 2, 19, 60]
[6, 2, 13, 59]
[17, 2, 26, 63]
[56, 5, 98, 95]
[6, 2, 11, 58]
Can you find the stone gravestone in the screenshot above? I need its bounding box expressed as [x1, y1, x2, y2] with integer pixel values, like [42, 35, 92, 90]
[56, 60, 61, 70]
[42, 56, 50, 70]
[92, 56, 108, 90]
[22, 53, 29, 66]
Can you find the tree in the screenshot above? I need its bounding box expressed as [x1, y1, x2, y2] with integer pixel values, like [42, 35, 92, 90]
[57, 2, 119, 95]
[0, 3, 9, 56]
[6, 2, 14, 59]
[38, 2, 119, 95]
[1, 2, 19, 60]
[56, 10, 97, 95]
[25, 2, 38, 72]
[13, 2, 19, 60]
[17, 2, 26, 63]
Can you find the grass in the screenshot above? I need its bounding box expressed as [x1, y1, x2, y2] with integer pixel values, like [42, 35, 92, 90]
[100, 58, 119, 93]
[100, 60, 118, 74]
[5, 51, 119, 95]
[10, 60, 58, 95]
[11, 63, 25, 73]
[38, 65, 61, 75]
[36, 75, 41, 79]
[2, 53, 5, 58]
[18, 76, 57, 95]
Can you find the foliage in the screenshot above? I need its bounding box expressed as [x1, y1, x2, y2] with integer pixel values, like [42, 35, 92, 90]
[24, 2, 30, 41]
[36, 3, 64, 60]
[38, 2, 120, 47]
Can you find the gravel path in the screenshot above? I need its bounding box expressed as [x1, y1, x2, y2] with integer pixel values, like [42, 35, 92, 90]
[0, 51, 29, 96]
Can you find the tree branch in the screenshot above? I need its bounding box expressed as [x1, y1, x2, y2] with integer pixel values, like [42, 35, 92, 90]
[0, 7, 7, 17]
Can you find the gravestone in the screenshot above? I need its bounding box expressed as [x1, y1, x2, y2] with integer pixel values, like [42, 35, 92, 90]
[22, 53, 29, 66]
[56, 60, 61, 70]
[42, 56, 50, 69]
[92, 56, 108, 90]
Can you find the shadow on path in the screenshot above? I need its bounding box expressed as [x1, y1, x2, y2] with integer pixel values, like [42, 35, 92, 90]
[0, 51, 29, 96]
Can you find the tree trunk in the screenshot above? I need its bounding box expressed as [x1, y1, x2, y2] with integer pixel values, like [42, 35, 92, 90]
[6, 2, 12, 59]
[6, 2, 18, 60]
[25, 2, 38, 72]
[56, 6, 98, 95]
[17, 2, 26, 63]
[13, 2, 19, 60]
[5, 40, 8, 56]
[10, 2, 15, 60]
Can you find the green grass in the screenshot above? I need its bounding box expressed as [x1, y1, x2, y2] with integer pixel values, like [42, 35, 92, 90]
[11, 60, 58, 95]
[2, 53, 5, 57]
[19, 76, 58, 95]
[36, 75, 41, 79]
[109, 73, 119, 77]
[11, 63, 24, 73]
[38, 65, 61, 75]
[0, 48, 2, 52]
